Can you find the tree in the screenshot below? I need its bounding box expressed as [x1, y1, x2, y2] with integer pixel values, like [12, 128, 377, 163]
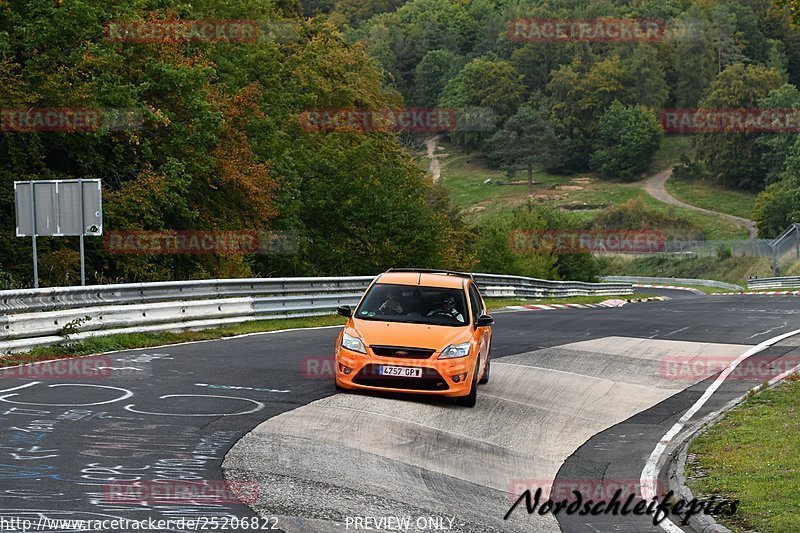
[413, 49, 465, 106]
[710, 4, 748, 73]
[622, 44, 669, 110]
[774, 0, 800, 26]
[439, 57, 526, 149]
[0, 2, 466, 286]
[510, 42, 574, 94]
[486, 97, 558, 194]
[329, 0, 404, 27]
[547, 56, 629, 172]
[670, 10, 717, 107]
[753, 135, 800, 237]
[590, 102, 663, 180]
[694, 64, 785, 190]
[755, 83, 800, 185]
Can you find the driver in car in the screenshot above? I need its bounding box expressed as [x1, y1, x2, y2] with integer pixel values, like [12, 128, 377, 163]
[378, 289, 404, 315]
[426, 296, 464, 323]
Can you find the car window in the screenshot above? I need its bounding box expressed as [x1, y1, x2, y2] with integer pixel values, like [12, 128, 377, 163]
[355, 283, 468, 327]
[468, 283, 482, 323]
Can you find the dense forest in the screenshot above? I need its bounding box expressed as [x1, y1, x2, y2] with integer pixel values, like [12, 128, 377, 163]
[2, 0, 800, 287]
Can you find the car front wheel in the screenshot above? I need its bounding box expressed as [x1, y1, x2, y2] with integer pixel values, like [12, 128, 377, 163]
[478, 355, 490, 384]
[456, 360, 479, 407]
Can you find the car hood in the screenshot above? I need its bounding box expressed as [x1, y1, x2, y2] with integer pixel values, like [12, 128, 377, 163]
[349, 318, 470, 352]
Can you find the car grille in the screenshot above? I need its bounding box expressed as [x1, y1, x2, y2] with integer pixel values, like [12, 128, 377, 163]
[370, 346, 436, 359]
[353, 364, 449, 391]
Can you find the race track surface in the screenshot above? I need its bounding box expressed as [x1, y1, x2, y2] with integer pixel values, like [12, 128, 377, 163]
[0, 293, 798, 532]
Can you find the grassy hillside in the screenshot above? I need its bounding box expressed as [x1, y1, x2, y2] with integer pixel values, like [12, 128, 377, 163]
[666, 177, 757, 220]
[435, 140, 749, 240]
[598, 255, 772, 286]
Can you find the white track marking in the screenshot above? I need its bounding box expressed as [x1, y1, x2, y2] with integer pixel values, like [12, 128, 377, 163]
[641, 327, 800, 532]
[124, 394, 264, 416]
[0, 384, 133, 406]
[0, 383, 38, 395]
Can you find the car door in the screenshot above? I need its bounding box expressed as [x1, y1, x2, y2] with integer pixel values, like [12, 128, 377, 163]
[468, 283, 489, 371]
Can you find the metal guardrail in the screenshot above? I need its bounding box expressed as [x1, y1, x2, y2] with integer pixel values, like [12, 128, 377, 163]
[0, 274, 633, 354]
[474, 273, 634, 298]
[602, 276, 744, 292]
[748, 276, 800, 290]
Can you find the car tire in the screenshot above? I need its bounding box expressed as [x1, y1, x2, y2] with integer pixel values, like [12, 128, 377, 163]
[456, 360, 479, 407]
[478, 354, 490, 385]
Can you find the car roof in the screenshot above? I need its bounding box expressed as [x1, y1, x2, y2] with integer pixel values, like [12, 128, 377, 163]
[376, 271, 467, 290]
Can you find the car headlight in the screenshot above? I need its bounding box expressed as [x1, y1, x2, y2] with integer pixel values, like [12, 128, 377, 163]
[439, 341, 471, 359]
[341, 332, 366, 354]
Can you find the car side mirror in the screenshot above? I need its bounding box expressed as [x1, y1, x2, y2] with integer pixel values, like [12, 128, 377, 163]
[337, 305, 352, 318]
[476, 314, 494, 327]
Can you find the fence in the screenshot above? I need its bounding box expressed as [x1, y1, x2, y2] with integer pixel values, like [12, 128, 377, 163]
[602, 276, 743, 291]
[639, 224, 800, 277]
[748, 276, 800, 290]
[0, 273, 633, 354]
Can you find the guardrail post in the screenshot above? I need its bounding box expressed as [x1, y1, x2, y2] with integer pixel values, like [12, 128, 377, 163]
[773, 245, 779, 278]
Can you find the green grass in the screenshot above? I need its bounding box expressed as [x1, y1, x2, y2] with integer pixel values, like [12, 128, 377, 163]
[437, 141, 748, 240]
[665, 177, 756, 220]
[3, 314, 347, 367]
[687, 375, 800, 532]
[485, 294, 660, 311]
[599, 255, 771, 287]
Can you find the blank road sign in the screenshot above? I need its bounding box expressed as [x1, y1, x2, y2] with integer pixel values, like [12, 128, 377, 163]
[15, 180, 102, 237]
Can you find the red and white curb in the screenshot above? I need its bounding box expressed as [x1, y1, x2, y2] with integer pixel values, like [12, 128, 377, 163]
[720, 290, 800, 296]
[634, 284, 800, 296]
[507, 297, 664, 312]
[633, 284, 705, 295]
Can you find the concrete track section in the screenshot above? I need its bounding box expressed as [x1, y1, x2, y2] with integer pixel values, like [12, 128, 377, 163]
[224, 336, 750, 532]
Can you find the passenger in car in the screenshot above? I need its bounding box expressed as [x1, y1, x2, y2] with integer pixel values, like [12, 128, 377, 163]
[378, 289, 404, 315]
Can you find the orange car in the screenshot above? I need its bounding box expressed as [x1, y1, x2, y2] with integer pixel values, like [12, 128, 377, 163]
[334, 269, 493, 407]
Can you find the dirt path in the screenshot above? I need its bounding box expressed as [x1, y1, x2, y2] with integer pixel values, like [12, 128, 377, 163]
[643, 167, 758, 239]
[425, 135, 442, 182]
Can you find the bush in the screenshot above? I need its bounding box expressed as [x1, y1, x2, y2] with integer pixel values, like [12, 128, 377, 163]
[672, 154, 706, 181]
[586, 198, 703, 240]
[0, 268, 12, 290]
[590, 101, 663, 180]
[474, 203, 602, 281]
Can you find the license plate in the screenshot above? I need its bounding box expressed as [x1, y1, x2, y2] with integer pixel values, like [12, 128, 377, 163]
[379, 365, 422, 378]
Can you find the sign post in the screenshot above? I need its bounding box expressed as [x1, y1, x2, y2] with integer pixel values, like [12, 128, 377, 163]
[14, 179, 103, 288]
[28, 181, 38, 288]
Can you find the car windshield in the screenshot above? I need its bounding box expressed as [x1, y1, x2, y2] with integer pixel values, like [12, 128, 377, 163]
[355, 283, 469, 327]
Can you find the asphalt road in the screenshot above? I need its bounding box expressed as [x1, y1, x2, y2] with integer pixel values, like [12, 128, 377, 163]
[0, 293, 798, 533]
